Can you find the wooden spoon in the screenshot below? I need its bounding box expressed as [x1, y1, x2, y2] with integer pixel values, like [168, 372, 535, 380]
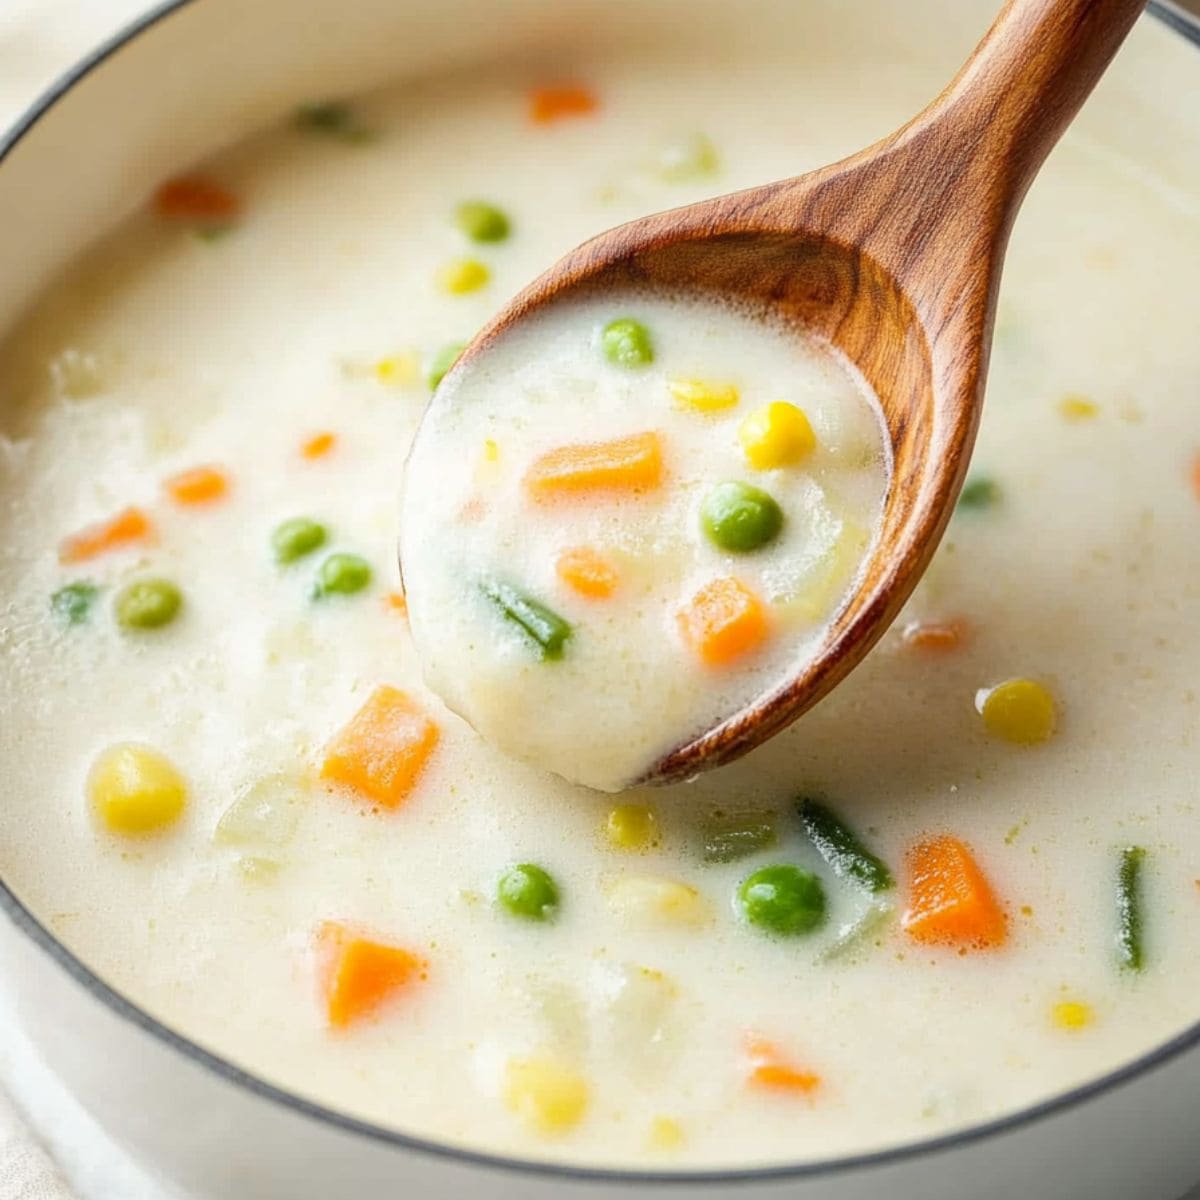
[411, 0, 1146, 786]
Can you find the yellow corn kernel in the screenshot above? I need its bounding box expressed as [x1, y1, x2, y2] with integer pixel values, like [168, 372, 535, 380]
[738, 401, 816, 469]
[648, 1116, 685, 1150]
[504, 1057, 589, 1134]
[606, 875, 712, 928]
[667, 376, 739, 413]
[1058, 394, 1099, 422]
[483, 438, 500, 463]
[977, 678, 1058, 745]
[605, 804, 660, 850]
[437, 258, 490, 295]
[373, 352, 420, 388]
[1052, 1000, 1094, 1030]
[88, 743, 187, 835]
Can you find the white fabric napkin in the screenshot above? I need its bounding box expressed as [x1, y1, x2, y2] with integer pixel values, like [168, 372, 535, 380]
[0, 1089, 72, 1200]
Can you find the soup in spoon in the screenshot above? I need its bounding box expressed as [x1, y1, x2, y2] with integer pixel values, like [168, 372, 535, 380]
[401, 293, 889, 790]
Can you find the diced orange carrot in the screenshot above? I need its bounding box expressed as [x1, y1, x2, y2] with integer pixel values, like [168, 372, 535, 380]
[901, 835, 1007, 949]
[164, 465, 229, 506]
[58, 506, 153, 564]
[301, 432, 337, 460]
[317, 921, 426, 1029]
[524, 432, 664, 500]
[153, 176, 240, 223]
[384, 591, 408, 617]
[744, 1037, 821, 1096]
[1190, 451, 1200, 503]
[678, 577, 769, 667]
[901, 617, 969, 652]
[320, 686, 439, 809]
[529, 85, 598, 124]
[556, 546, 619, 599]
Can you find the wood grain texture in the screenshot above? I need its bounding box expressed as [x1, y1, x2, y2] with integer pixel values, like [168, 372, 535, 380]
[433, 0, 1148, 786]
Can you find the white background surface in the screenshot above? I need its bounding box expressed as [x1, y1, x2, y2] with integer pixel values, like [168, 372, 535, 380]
[1, 1, 1199, 1197]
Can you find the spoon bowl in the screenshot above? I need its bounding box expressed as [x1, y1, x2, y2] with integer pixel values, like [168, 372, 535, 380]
[413, 0, 1147, 786]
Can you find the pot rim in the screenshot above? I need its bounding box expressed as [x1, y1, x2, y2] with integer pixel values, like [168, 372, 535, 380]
[1, 0, 1198, 1186]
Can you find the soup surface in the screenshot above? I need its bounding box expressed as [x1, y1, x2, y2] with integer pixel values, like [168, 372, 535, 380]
[402, 293, 888, 790]
[0, 4, 1198, 1171]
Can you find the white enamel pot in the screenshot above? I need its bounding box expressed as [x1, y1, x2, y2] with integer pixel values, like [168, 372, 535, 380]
[1, 1, 1199, 1197]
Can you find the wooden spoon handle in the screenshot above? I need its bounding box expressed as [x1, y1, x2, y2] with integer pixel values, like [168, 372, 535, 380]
[919, 0, 1149, 211]
[795, 0, 1147, 297]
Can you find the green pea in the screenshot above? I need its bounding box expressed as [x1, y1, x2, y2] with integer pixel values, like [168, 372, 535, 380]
[497, 863, 560, 921]
[114, 579, 183, 630]
[271, 517, 327, 564]
[600, 318, 654, 368]
[293, 101, 373, 143]
[455, 200, 511, 243]
[428, 341, 466, 391]
[958, 476, 1000, 511]
[701, 481, 784, 553]
[51, 581, 99, 625]
[313, 553, 372, 598]
[737, 864, 826, 936]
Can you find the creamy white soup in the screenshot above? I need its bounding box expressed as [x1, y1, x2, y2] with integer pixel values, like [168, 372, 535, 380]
[0, 8, 1198, 1173]
[402, 294, 888, 790]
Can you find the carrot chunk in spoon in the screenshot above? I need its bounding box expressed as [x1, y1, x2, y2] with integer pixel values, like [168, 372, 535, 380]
[524, 432, 663, 500]
[678, 577, 769, 667]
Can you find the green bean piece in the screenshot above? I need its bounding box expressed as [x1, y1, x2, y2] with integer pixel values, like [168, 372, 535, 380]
[497, 863, 559, 921]
[798, 797, 893, 893]
[816, 900, 895, 964]
[701, 481, 784, 554]
[702, 812, 777, 863]
[313, 553, 372, 598]
[428, 341, 466, 391]
[737, 864, 826, 937]
[455, 200, 511, 243]
[271, 517, 328, 564]
[957, 476, 1001, 511]
[114, 579, 183, 630]
[293, 101, 374, 143]
[481, 580, 572, 661]
[51, 581, 99, 625]
[1116, 845, 1147, 972]
[599, 318, 654, 368]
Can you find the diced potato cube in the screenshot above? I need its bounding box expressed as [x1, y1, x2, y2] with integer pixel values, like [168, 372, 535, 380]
[605, 875, 712, 928]
[504, 1057, 589, 1134]
[215, 774, 303, 848]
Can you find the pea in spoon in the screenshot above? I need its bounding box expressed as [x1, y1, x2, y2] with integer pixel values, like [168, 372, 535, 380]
[405, 0, 1146, 787]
